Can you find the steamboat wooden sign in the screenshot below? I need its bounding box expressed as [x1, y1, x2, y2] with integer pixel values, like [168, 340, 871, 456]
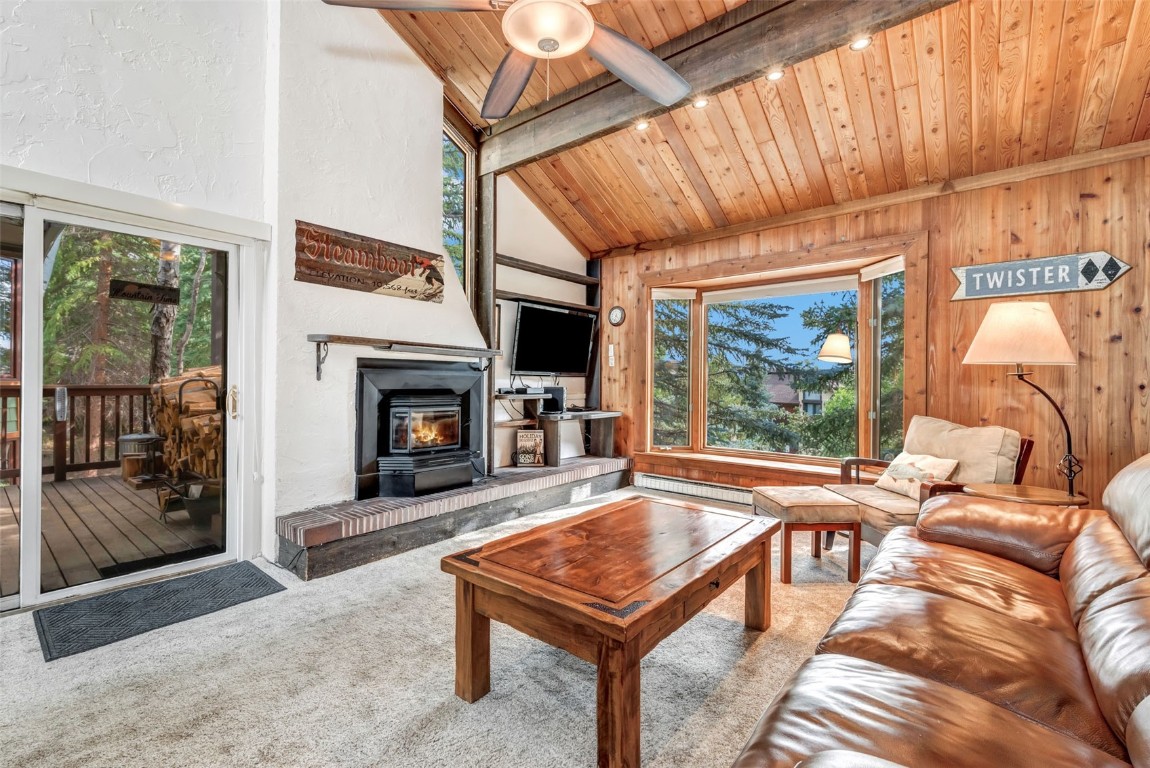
[294, 220, 445, 303]
[951, 251, 1131, 301]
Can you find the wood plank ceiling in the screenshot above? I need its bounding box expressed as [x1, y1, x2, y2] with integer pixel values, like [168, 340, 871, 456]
[384, 0, 1150, 256]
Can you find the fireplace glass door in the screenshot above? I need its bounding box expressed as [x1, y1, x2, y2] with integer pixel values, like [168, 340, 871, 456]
[391, 405, 461, 453]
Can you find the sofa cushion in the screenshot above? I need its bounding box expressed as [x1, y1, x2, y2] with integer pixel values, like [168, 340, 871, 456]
[1128, 698, 1150, 768]
[873, 452, 959, 499]
[823, 483, 918, 536]
[1103, 452, 1150, 568]
[904, 415, 1021, 484]
[1061, 515, 1149, 625]
[917, 494, 1108, 577]
[730, 654, 1130, 768]
[1079, 577, 1150, 740]
[817, 583, 1124, 758]
[859, 528, 1077, 638]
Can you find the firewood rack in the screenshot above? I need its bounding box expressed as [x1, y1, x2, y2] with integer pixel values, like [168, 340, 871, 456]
[156, 376, 222, 523]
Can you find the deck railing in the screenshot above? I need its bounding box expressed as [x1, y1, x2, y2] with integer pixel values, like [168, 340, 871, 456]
[0, 385, 153, 481]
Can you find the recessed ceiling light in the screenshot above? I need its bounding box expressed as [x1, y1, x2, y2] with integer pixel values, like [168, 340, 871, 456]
[635, 120, 650, 131]
[692, 97, 709, 109]
[849, 36, 872, 51]
[766, 69, 784, 81]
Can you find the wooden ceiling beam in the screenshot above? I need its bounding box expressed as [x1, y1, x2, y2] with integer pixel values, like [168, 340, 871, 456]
[479, 0, 956, 175]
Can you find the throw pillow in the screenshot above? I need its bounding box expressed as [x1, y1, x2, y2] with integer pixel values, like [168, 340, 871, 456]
[874, 452, 960, 500]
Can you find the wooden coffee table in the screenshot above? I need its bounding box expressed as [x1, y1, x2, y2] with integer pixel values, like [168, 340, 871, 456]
[441, 495, 780, 767]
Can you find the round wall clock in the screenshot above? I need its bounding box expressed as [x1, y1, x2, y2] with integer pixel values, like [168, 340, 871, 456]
[607, 306, 626, 326]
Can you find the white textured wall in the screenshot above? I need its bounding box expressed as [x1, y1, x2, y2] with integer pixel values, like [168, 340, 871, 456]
[271, 0, 484, 516]
[0, 0, 266, 221]
[493, 175, 589, 466]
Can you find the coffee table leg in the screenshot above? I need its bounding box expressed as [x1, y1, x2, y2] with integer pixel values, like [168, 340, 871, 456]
[744, 539, 771, 631]
[597, 638, 640, 768]
[455, 579, 490, 703]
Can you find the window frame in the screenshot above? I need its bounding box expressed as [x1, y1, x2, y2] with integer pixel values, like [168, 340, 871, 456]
[647, 260, 906, 463]
[442, 116, 476, 299]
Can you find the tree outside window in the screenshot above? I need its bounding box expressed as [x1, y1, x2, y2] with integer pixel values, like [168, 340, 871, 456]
[442, 132, 467, 288]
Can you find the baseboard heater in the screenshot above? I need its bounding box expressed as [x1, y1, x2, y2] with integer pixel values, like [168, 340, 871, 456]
[633, 473, 753, 506]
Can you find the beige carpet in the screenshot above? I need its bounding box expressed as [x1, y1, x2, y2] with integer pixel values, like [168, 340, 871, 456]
[0, 489, 875, 768]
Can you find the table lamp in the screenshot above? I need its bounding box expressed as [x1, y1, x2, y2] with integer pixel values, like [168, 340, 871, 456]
[962, 301, 1080, 494]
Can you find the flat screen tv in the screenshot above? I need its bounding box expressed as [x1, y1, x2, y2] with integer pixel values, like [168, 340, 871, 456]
[511, 302, 597, 377]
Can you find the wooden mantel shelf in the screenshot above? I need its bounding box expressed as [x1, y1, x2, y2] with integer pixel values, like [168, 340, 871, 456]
[307, 334, 501, 380]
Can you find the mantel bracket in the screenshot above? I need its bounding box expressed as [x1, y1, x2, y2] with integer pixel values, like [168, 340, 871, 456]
[315, 342, 329, 381]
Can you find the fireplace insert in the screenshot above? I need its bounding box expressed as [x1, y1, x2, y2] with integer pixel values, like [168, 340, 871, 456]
[356, 359, 484, 499]
[389, 395, 462, 454]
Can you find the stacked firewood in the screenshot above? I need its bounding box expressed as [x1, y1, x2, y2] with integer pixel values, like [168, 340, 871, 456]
[151, 365, 223, 479]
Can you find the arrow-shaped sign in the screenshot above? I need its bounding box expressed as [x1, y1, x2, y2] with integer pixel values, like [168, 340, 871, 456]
[951, 251, 1131, 301]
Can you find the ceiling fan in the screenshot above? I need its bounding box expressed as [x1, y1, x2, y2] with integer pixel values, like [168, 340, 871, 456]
[321, 0, 691, 119]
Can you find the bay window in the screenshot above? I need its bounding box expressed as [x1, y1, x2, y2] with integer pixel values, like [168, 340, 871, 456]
[650, 259, 905, 462]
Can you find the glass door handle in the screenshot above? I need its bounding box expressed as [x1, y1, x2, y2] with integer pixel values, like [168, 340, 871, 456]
[226, 386, 238, 419]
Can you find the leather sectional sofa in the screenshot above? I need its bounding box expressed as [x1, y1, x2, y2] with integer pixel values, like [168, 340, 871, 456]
[733, 452, 1150, 767]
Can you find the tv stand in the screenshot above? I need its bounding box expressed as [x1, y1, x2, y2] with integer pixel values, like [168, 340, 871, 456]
[535, 410, 622, 467]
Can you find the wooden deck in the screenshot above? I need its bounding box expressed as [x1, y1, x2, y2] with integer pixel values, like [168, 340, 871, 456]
[0, 476, 222, 598]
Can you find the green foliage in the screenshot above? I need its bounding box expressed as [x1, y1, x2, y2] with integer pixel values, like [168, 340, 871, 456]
[442, 133, 466, 287]
[877, 272, 905, 458]
[705, 300, 802, 449]
[0, 258, 14, 377]
[652, 299, 690, 446]
[41, 226, 219, 386]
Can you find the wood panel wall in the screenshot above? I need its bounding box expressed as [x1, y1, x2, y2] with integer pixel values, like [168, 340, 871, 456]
[599, 154, 1150, 506]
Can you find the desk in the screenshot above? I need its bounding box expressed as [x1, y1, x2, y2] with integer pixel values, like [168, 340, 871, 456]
[962, 483, 1089, 507]
[535, 410, 622, 467]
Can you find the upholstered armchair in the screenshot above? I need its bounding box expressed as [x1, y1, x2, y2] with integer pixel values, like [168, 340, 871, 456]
[825, 415, 1034, 546]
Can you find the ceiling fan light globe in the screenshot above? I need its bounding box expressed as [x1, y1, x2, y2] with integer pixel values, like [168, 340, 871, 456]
[502, 0, 595, 59]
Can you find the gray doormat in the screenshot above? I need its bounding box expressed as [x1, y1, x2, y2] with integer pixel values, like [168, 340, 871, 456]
[33, 561, 285, 661]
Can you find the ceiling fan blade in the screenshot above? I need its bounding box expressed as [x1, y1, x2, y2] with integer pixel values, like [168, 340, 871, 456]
[321, 0, 494, 11]
[586, 23, 690, 107]
[481, 49, 537, 120]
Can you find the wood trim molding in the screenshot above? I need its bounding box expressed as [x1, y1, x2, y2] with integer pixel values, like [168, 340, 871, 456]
[638, 232, 925, 286]
[480, 0, 956, 175]
[495, 253, 598, 285]
[595, 140, 1150, 259]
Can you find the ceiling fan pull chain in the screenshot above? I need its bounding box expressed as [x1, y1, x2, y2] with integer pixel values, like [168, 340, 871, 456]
[546, 52, 551, 101]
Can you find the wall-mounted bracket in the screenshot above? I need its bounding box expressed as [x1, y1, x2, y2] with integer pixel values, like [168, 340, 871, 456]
[315, 342, 329, 381]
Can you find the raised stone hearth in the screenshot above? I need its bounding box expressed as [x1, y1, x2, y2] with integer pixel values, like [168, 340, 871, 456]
[276, 456, 631, 580]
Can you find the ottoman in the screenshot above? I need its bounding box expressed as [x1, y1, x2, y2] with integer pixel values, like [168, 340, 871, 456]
[752, 486, 862, 583]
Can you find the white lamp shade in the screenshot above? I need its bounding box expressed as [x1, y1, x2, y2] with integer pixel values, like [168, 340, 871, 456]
[962, 301, 1075, 366]
[817, 333, 852, 364]
[502, 0, 595, 58]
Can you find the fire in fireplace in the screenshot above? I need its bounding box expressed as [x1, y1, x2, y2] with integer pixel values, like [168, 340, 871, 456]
[378, 394, 472, 496]
[390, 396, 461, 453]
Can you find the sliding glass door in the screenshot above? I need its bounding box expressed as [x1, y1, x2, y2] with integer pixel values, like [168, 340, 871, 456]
[14, 207, 241, 606]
